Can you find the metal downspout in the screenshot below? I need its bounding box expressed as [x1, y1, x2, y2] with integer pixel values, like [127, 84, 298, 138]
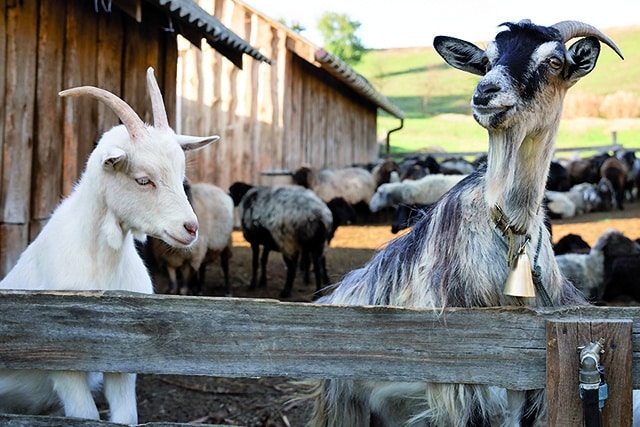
[385, 118, 404, 158]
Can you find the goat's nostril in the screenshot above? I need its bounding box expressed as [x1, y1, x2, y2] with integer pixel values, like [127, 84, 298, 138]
[473, 82, 502, 106]
[184, 221, 198, 236]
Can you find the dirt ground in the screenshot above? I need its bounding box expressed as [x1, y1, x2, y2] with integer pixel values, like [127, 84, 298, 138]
[135, 201, 640, 426]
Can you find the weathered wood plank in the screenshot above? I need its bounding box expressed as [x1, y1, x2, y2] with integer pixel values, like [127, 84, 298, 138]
[0, 223, 27, 276]
[62, 0, 99, 196]
[1, 0, 38, 223]
[1, 291, 639, 392]
[32, 0, 66, 224]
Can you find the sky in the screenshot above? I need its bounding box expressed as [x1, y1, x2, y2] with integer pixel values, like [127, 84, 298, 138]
[244, 0, 639, 49]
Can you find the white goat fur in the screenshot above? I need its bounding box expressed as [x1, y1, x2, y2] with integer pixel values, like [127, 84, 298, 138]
[0, 68, 218, 423]
[151, 182, 234, 295]
[368, 173, 466, 212]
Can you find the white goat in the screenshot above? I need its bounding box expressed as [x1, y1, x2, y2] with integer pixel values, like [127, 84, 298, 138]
[0, 68, 218, 423]
[368, 173, 466, 212]
[309, 20, 623, 426]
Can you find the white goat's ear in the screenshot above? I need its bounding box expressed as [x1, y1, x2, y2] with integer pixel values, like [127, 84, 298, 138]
[433, 36, 487, 76]
[177, 134, 221, 152]
[102, 148, 128, 171]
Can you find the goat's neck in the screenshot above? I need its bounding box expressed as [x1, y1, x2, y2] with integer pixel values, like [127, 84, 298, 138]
[484, 125, 557, 235]
[72, 173, 133, 259]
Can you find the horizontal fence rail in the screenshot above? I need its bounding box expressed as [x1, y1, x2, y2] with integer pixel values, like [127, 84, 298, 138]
[0, 291, 639, 389]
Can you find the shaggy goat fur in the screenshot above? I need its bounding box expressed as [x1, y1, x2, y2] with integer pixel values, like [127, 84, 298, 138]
[308, 20, 623, 426]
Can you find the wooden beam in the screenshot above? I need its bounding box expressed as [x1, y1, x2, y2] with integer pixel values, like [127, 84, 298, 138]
[0, 291, 639, 392]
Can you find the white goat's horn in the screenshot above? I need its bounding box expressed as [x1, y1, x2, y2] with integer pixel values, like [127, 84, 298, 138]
[59, 86, 149, 142]
[146, 67, 170, 131]
[551, 20, 624, 59]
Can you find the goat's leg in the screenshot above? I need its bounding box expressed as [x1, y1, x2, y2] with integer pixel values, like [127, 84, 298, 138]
[280, 252, 299, 298]
[220, 246, 231, 296]
[311, 250, 324, 292]
[103, 372, 138, 424]
[50, 371, 100, 420]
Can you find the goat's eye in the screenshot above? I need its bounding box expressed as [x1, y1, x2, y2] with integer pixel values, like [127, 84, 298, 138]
[481, 57, 491, 71]
[135, 177, 153, 186]
[548, 56, 563, 70]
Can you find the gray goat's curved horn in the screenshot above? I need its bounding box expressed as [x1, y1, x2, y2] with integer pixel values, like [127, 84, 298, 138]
[551, 20, 624, 59]
[59, 86, 150, 142]
[146, 67, 170, 131]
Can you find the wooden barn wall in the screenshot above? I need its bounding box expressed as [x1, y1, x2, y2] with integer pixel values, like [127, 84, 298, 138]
[0, 0, 178, 277]
[179, 0, 379, 191]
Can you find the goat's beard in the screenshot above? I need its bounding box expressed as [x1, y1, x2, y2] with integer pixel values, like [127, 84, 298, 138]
[483, 127, 523, 209]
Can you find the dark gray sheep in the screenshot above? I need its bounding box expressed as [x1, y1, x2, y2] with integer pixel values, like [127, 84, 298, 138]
[229, 182, 333, 298]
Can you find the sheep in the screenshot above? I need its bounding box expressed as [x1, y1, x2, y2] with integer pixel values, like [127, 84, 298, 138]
[228, 182, 333, 299]
[544, 190, 577, 218]
[556, 230, 640, 302]
[600, 156, 627, 210]
[565, 182, 601, 214]
[308, 20, 623, 426]
[300, 197, 357, 287]
[553, 233, 591, 255]
[0, 68, 218, 423]
[598, 230, 640, 302]
[149, 181, 234, 296]
[368, 173, 466, 212]
[555, 239, 606, 301]
[546, 160, 571, 192]
[439, 157, 476, 174]
[390, 203, 432, 234]
[291, 165, 377, 206]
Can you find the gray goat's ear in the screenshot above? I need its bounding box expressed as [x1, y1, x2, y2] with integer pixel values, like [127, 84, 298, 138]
[102, 148, 127, 171]
[177, 134, 221, 152]
[433, 36, 486, 76]
[564, 36, 601, 84]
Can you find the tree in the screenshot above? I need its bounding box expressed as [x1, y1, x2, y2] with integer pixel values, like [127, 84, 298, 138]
[317, 12, 366, 64]
[277, 18, 306, 34]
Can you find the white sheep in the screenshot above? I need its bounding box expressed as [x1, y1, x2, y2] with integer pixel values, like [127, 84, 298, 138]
[291, 165, 377, 206]
[545, 190, 577, 218]
[0, 68, 218, 423]
[368, 173, 466, 212]
[150, 181, 235, 296]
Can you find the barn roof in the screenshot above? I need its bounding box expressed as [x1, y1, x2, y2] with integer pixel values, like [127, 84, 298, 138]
[111, 0, 272, 68]
[315, 49, 405, 120]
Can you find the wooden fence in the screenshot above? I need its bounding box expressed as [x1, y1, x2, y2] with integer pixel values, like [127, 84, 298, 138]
[0, 290, 638, 426]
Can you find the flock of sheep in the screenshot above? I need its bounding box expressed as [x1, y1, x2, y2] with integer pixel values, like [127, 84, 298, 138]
[1, 18, 639, 427]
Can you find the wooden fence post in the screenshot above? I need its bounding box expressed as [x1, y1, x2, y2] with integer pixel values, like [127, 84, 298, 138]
[546, 319, 633, 427]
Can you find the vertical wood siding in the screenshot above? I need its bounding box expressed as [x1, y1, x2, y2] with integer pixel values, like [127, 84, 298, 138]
[0, 0, 380, 277]
[179, 0, 379, 191]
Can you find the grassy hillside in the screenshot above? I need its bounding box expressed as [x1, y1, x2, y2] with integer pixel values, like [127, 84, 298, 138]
[353, 26, 640, 156]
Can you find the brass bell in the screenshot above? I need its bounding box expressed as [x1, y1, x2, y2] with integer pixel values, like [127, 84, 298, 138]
[503, 249, 536, 298]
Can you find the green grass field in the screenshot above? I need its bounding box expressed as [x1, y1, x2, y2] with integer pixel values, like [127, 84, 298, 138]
[353, 26, 640, 157]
